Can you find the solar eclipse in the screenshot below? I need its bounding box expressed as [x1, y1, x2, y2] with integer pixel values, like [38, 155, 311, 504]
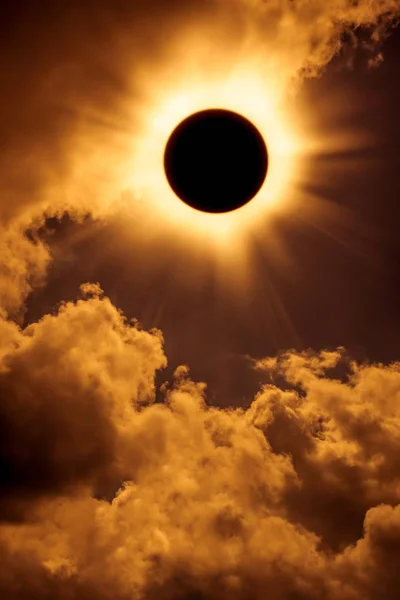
[127, 69, 299, 246]
[163, 109, 268, 214]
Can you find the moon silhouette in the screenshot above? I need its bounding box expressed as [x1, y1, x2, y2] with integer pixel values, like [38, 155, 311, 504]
[164, 108, 268, 214]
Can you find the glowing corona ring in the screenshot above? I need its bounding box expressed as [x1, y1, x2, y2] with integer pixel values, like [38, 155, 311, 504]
[123, 66, 301, 249]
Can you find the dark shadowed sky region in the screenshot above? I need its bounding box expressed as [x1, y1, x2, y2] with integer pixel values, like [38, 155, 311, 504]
[1, 2, 400, 600]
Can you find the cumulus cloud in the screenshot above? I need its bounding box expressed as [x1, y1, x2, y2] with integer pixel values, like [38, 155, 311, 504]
[252, 350, 400, 550]
[0, 284, 166, 519]
[0, 291, 400, 599]
[0, 228, 50, 320]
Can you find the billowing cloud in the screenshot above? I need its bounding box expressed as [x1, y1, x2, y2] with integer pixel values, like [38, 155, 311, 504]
[252, 350, 400, 550]
[0, 284, 166, 519]
[0, 229, 50, 320]
[0, 287, 400, 598]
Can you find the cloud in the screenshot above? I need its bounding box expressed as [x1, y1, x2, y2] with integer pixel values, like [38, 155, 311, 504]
[0, 228, 50, 320]
[0, 284, 166, 519]
[338, 503, 400, 600]
[1, 296, 400, 599]
[252, 349, 400, 550]
[227, 0, 400, 76]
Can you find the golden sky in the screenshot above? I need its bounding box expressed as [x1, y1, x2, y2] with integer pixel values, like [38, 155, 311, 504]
[1, 1, 400, 599]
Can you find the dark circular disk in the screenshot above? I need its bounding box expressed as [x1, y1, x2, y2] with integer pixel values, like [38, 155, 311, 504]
[163, 108, 268, 213]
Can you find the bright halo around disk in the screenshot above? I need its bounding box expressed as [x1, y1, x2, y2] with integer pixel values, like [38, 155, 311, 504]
[123, 66, 302, 248]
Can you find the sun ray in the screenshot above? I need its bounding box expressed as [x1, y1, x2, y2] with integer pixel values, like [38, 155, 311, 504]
[120, 62, 303, 259]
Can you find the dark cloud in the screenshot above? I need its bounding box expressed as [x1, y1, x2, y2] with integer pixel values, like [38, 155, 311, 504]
[253, 350, 400, 551]
[0, 291, 400, 599]
[0, 284, 166, 519]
